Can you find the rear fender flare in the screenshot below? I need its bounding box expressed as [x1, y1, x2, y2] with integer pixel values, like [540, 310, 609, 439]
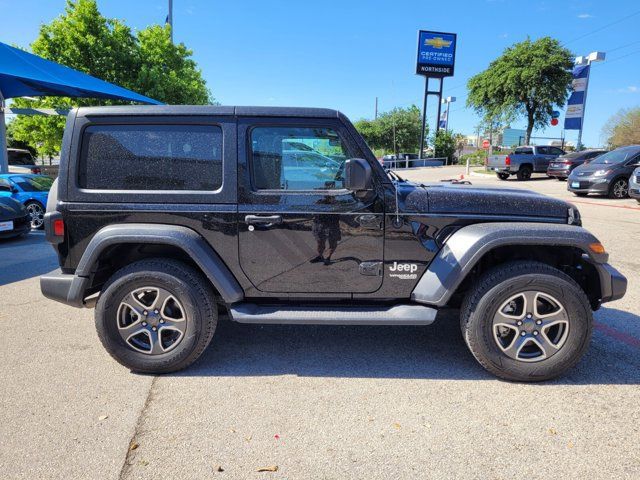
[75, 223, 244, 304]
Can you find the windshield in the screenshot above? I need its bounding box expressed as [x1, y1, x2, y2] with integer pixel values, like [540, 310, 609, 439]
[591, 147, 640, 165]
[11, 175, 53, 192]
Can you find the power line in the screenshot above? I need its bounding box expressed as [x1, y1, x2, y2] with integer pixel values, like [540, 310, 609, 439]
[607, 39, 640, 54]
[563, 10, 640, 46]
[604, 48, 640, 65]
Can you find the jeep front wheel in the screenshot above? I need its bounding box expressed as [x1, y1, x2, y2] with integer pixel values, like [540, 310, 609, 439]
[460, 261, 592, 382]
[95, 259, 217, 374]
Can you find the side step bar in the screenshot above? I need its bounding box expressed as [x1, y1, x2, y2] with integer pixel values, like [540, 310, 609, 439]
[228, 303, 438, 326]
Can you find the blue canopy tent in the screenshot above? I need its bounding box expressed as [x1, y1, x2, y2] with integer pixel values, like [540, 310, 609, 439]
[0, 41, 162, 172]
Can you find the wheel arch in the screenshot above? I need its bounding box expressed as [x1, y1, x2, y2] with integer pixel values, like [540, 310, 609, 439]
[76, 224, 244, 304]
[411, 222, 608, 309]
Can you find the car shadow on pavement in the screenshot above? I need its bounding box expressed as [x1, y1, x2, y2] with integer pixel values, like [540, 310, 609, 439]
[0, 232, 59, 286]
[175, 308, 640, 384]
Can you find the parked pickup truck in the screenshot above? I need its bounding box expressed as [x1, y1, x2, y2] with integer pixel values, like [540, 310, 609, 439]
[40, 106, 626, 382]
[488, 145, 566, 181]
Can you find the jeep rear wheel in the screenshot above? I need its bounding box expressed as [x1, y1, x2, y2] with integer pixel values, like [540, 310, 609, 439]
[95, 259, 217, 374]
[460, 261, 592, 382]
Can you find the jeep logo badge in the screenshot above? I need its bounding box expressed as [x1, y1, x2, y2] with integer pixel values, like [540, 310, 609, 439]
[388, 262, 418, 280]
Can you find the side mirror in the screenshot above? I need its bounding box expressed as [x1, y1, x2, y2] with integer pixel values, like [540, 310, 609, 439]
[344, 158, 372, 191]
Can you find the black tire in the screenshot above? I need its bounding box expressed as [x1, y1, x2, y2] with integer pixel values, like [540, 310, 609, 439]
[95, 259, 217, 374]
[496, 172, 510, 181]
[636, 199, 640, 204]
[24, 200, 45, 229]
[608, 177, 629, 199]
[573, 192, 588, 197]
[460, 261, 593, 382]
[557, 177, 566, 182]
[516, 166, 532, 181]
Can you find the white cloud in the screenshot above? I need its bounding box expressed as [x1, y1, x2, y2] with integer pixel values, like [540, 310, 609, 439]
[577, 13, 594, 19]
[617, 86, 639, 93]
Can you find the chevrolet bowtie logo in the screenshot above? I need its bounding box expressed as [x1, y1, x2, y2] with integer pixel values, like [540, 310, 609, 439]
[425, 37, 452, 49]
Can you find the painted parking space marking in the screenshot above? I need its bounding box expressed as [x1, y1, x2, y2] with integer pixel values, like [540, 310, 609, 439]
[594, 321, 640, 349]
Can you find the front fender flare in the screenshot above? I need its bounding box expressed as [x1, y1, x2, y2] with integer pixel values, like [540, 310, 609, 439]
[411, 222, 606, 307]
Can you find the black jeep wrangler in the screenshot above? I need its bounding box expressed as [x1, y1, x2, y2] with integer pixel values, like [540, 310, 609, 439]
[40, 106, 627, 381]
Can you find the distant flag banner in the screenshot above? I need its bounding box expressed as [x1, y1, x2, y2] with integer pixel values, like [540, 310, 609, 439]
[564, 64, 590, 130]
[439, 108, 448, 129]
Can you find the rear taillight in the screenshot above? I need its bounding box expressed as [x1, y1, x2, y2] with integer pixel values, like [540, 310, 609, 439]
[33, 167, 42, 174]
[53, 218, 65, 237]
[505, 155, 511, 166]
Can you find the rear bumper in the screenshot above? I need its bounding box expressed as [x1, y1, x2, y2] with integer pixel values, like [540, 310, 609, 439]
[547, 168, 570, 178]
[40, 269, 88, 307]
[595, 263, 627, 304]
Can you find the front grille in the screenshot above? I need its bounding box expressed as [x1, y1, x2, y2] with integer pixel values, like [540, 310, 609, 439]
[636, 175, 640, 184]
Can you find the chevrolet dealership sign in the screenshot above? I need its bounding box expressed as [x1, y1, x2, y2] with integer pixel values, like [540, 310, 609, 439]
[416, 30, 457, 77]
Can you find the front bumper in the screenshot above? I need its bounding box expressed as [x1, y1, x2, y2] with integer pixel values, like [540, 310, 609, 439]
[0, 214, 31, 239]
[629, 174, 640, 199]
[40, 269, 89, 307]
[595, 262, 627, 304]
[567, 177, 610, 194]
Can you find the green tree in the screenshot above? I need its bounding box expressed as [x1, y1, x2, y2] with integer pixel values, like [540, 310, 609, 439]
[9, 0, 212, 157]
[135, 25, 211, 105]
[602, 107, 640, 148]
[354, 105, 424, 156]
[467, 37, 573, 144]
[432, 129, 457, 164]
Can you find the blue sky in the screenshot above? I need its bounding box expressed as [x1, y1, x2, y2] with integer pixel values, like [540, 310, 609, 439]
[2, 0, 639, 147]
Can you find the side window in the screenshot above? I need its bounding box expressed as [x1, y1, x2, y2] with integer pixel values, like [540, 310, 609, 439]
[78, 124, 223, 191]
[537, 146, 549, 155]
[550, 147, 564, 155]
[250, 126, 352, 191]
[0, 178, 11, 192]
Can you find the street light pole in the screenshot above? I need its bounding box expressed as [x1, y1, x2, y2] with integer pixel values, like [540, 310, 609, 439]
[0, 91, 8, 174]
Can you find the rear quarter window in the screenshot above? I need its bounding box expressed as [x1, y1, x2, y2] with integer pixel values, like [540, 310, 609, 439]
[514, 147, 533, 154]
[78, 124, 223, 191]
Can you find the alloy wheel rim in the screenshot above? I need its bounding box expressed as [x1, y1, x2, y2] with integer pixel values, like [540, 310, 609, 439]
[613, 180, 628, 198]
[492, 291, 569, 363]
[27, 203, 44, 229]
[117, 286, 187, 355]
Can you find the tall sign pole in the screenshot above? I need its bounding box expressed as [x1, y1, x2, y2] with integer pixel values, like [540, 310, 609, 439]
[168, 0, 174, 44]
[564, 51, 605, 150]
[416, 30, 457, 159]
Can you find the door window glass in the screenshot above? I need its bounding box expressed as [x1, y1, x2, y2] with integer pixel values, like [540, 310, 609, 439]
[250, 126, 351, 191]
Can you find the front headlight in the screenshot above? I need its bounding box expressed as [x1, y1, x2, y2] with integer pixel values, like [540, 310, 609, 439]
[593, 169, 611, 177]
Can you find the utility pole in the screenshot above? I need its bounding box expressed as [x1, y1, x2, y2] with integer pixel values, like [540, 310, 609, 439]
[0, 91, 8, 174]
[168, 0, 174, 44]
[374, 97, 378, 120]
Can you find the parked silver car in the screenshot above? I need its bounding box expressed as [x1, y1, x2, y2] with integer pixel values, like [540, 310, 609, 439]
[629, 166, 640, 203]
[567, 145, 640, 199]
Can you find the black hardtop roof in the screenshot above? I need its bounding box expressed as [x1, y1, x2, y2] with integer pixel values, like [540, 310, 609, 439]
[75, 105, 342, 118]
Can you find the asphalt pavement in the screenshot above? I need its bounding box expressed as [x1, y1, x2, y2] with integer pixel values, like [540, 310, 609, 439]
[0, 167, 638, 479]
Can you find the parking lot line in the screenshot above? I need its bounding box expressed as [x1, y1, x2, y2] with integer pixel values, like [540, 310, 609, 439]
[594, 322, 640, 349]
[570, 199, 640, 211]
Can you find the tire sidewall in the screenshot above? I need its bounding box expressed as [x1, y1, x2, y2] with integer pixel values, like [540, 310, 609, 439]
[96, 266, 211, 372]
[468, 273, 592, 380]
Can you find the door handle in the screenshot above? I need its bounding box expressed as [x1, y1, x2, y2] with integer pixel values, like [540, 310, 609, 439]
[245, 215, 282, 227]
